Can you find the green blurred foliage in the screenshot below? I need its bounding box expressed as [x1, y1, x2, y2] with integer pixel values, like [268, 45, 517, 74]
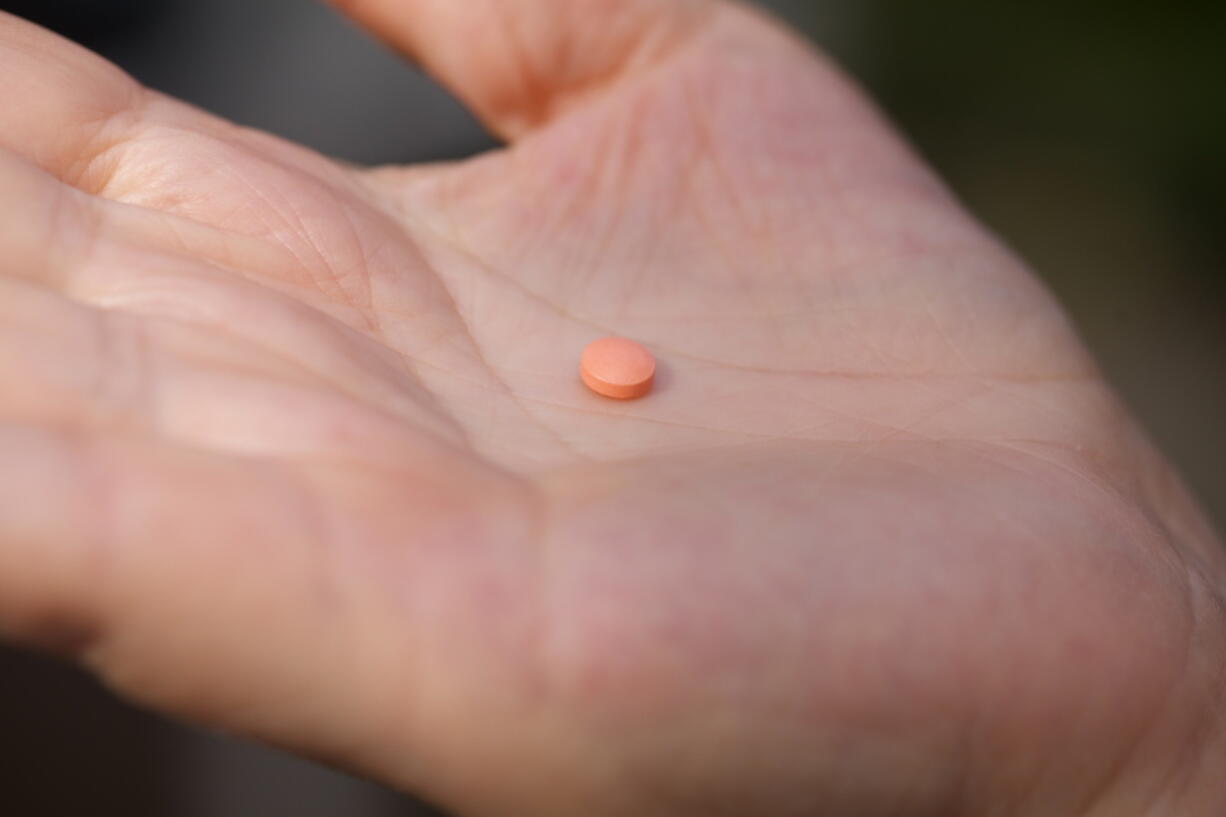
[850, 0, 1225, 290]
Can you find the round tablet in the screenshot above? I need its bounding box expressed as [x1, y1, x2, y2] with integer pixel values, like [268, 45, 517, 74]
[580, 337, 656, 400]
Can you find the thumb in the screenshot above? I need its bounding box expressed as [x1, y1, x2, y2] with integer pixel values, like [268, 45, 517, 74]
[327, 0, 752, 139]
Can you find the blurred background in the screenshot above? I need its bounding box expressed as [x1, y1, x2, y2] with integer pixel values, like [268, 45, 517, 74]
[1, 0, 1222, 814]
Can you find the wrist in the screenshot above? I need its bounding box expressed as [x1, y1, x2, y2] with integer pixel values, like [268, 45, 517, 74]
[1128, 446, 1226, 814]
[1112, 565, 1226, 816]
[1169, 580, 1226, 815]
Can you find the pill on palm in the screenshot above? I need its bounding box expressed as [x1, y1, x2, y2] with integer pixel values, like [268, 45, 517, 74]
[580, 337, 656, 400]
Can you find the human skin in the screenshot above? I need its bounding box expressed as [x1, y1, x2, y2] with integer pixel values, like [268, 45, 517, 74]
[0, 1, 1223, 814]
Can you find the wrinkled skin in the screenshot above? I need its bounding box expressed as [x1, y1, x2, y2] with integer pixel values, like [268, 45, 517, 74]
[1, 2, 1224, 815]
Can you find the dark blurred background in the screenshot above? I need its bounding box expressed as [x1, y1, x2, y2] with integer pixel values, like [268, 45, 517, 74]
[1, 0, 1222, 814]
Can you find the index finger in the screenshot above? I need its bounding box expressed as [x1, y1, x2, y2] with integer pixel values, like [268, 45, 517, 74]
[0, 11, 146, 190]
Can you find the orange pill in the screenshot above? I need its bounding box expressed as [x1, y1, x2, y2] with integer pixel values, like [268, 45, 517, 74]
[580, 337, 656, 400]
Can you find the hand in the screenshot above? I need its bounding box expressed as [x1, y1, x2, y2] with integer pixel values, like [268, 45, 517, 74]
[1, 2, 1223, 815]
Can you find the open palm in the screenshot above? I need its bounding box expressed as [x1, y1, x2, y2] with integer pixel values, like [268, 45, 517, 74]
[2, 2, 1223, 815]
